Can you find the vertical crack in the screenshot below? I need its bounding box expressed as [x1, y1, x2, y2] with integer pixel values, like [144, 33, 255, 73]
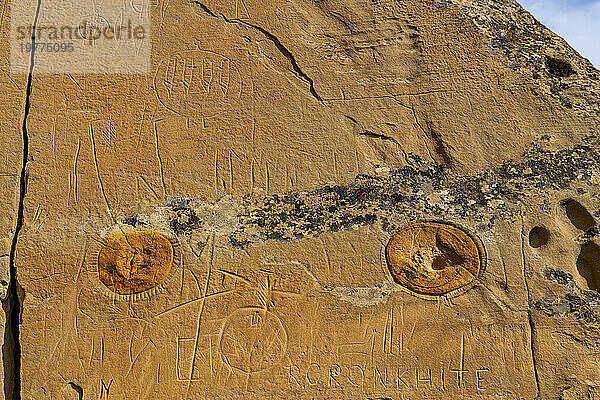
[520, 214, 542, 400]
[3, 0, 42, 398]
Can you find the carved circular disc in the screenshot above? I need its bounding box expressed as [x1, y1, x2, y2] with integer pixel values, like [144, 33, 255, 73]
[386, 222, 484, 296]
[97, 230, 175, 295]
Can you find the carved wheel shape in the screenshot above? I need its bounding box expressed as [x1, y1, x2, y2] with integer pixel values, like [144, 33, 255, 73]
[220, 307, 288, 374]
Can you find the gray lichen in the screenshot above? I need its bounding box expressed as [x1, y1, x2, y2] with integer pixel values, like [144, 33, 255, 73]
[227, 140, 600, 247]
[531, 268, 600, 325]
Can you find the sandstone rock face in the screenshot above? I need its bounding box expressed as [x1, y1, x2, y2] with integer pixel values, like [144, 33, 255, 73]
[3, 0, 600, 398]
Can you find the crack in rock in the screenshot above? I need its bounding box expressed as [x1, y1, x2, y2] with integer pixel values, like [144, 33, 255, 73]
[3, 1, 42, 398]
[68, 382, 83, 400]
[190, 1, 323, 102]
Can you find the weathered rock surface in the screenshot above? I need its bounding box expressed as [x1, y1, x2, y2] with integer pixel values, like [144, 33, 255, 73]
[3, 0, 600, 399]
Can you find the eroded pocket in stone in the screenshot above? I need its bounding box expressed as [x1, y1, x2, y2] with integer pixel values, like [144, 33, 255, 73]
[529, 226, 549, 248]
[576, 242, 600, 290]
[545, 56, 575, 77]
[563, 199, 595, 231]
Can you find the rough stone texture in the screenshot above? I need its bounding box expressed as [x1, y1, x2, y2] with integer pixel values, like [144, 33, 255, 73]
[3, 0, 600, 399]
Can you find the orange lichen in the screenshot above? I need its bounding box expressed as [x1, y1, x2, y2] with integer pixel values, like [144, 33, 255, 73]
[386, 222, 484, 296]
[97, 230, 174, 295]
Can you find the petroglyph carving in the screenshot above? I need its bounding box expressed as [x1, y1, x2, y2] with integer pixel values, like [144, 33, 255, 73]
[96, 230, 179, 295]
[154, 50, 245, 119]
[219, 307, 287, 374]
[385, 222, 484, 296]
[10, 0, 600, 396]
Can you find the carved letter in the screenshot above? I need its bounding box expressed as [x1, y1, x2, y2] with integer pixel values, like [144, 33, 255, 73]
[476, 368, 489, 391]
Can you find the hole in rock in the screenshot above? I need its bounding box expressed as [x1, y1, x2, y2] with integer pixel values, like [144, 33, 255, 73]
[430, 234, 465, 270]
[545, 56, 575, 77]
[529, 226, 549, 248]
[564, 199, 595, 231]
[576, 242, 600, 290]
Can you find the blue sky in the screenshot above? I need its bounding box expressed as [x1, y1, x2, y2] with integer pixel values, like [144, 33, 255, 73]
[519, 0, 600, 67]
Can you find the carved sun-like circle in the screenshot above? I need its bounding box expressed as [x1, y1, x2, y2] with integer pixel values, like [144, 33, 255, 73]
[385, 222, 485, 296]
[97, 230, 175, 295]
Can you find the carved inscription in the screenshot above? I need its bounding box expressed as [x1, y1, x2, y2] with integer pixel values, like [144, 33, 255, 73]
[154, 50, 245, 119]
[288, 363, 490, 392]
